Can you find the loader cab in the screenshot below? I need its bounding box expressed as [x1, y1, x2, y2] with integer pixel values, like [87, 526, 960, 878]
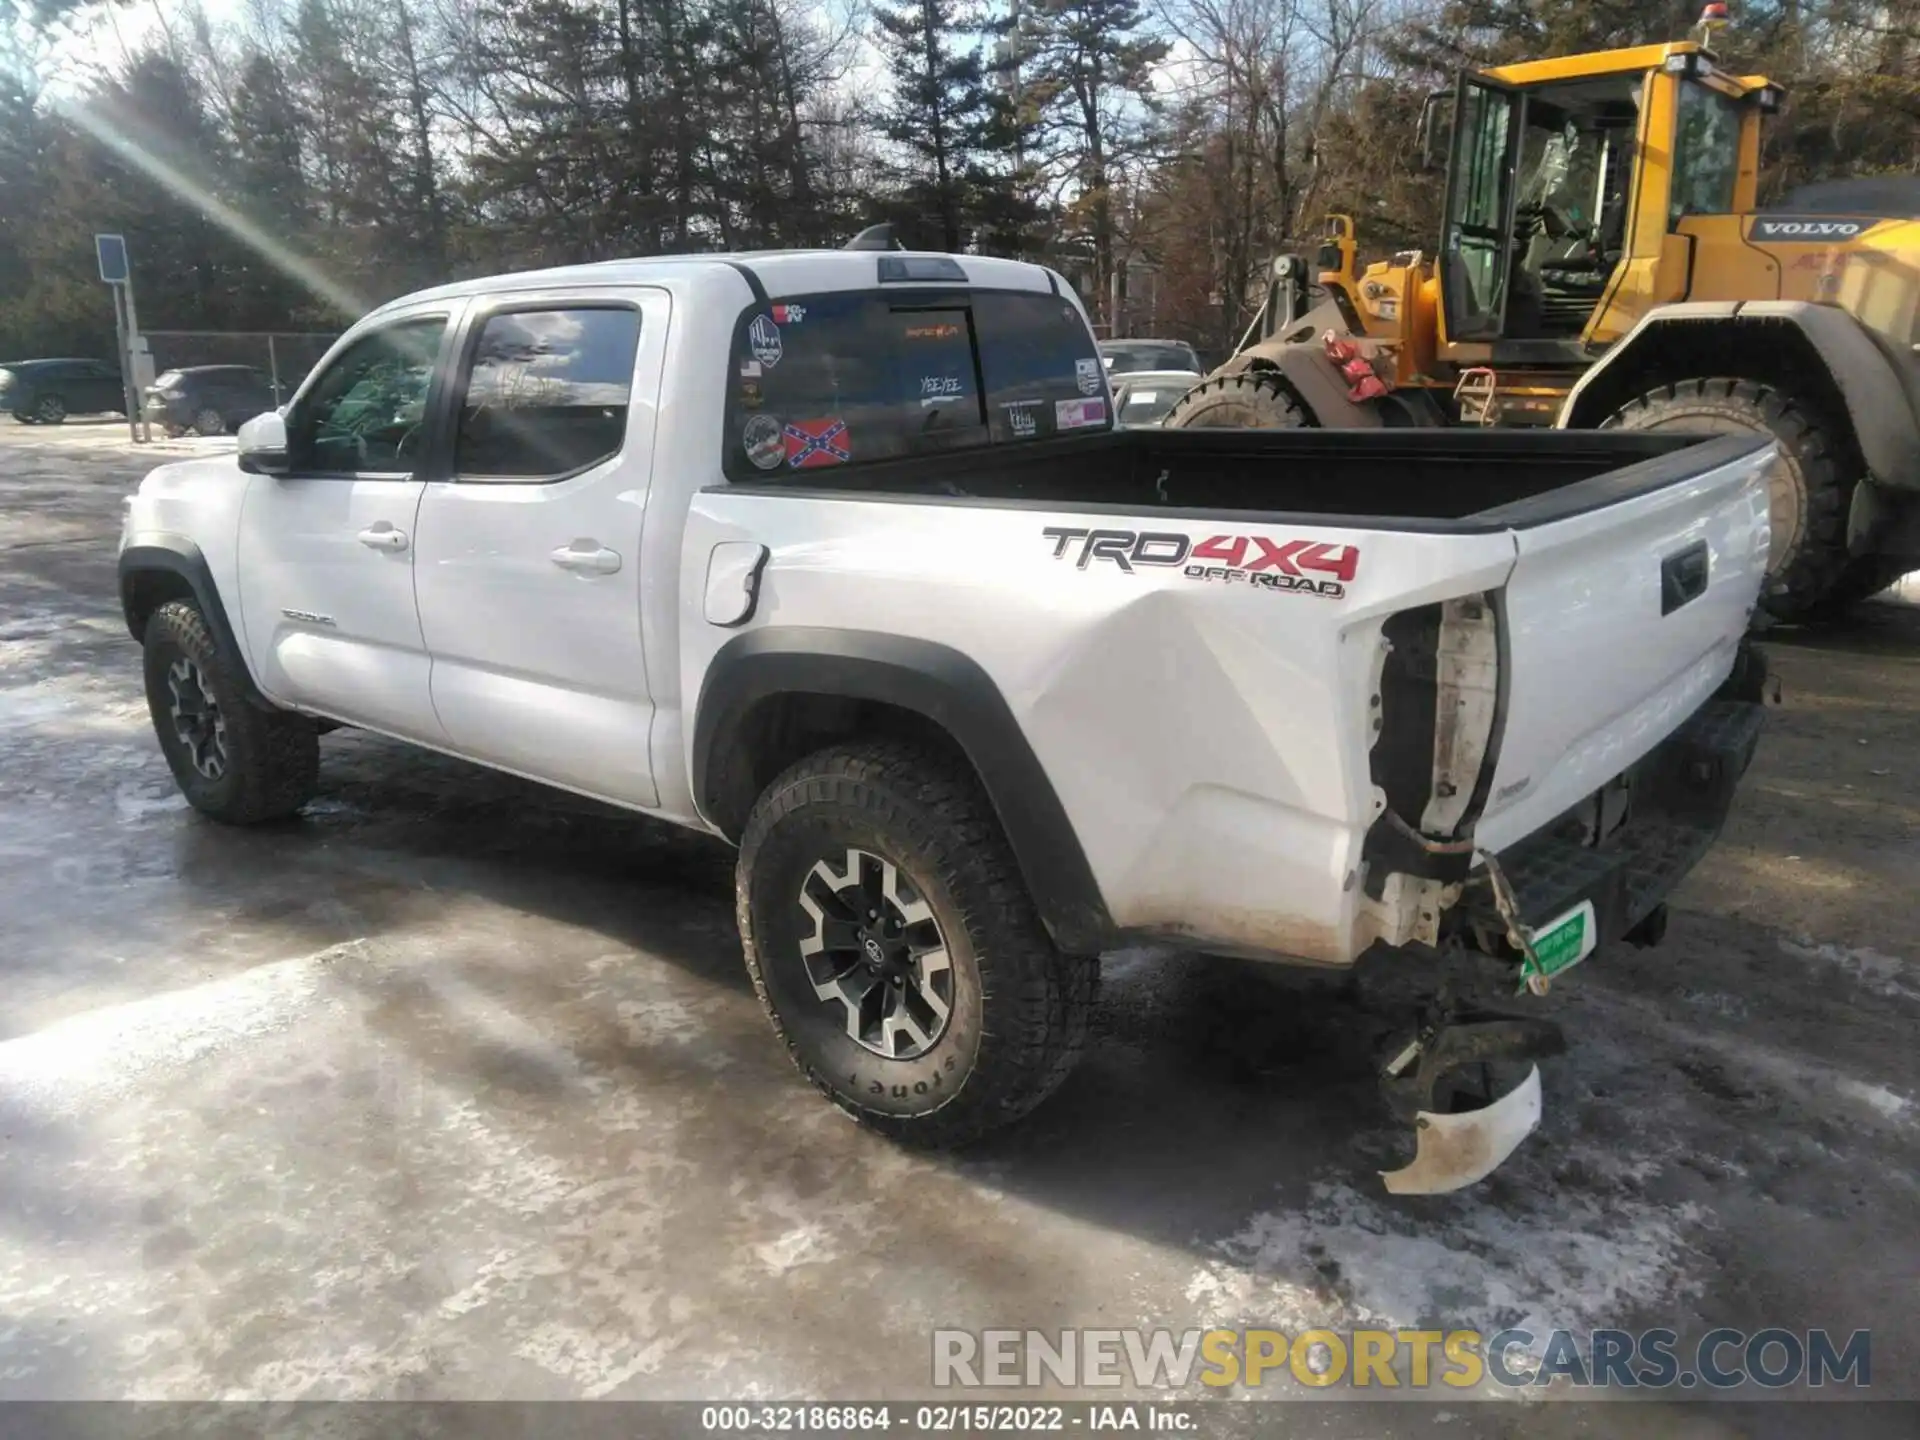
[1435, 44, 1770, 359]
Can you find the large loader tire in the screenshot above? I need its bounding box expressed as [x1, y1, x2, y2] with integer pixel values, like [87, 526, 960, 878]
[1801, 554, 1916, 621]
[1163, 371, 1310, 430]
[1603, 379, 1852, 622]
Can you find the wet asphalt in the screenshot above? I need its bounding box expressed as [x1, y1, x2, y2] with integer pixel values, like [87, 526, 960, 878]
[1, 420, 1916, 1432]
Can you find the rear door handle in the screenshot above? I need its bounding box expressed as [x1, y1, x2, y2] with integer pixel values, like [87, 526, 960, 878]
[550, 540, 622, 576]
[357, 523, 409, 553]
[1661, 540, 1710, 615]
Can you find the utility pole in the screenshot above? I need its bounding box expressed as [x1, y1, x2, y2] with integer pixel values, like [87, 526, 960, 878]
[95, 233, 150, 443]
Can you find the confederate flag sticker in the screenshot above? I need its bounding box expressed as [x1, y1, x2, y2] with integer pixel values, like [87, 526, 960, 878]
[784, 417, 850, 468]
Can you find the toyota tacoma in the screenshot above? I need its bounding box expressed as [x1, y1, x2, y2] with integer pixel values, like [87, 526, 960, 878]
[119, 245, 1773, 1191]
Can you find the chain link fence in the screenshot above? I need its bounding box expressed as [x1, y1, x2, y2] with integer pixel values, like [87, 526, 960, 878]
[143, 331, 340, 405]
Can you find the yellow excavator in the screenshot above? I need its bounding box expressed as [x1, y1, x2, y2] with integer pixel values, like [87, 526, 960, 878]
[1164, 5, 1920, 620]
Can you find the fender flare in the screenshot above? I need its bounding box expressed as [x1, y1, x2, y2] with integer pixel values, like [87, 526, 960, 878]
[118, 536, 270, 709]
[692, 627, 1115, 954]
[1559, 301, 1920, 494]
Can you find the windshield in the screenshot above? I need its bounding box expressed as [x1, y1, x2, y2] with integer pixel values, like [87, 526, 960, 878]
[1116, 384, 1185, 425]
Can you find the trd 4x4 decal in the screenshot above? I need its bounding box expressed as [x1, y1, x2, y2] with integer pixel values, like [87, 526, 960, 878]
[1040, 526, 1358, 598]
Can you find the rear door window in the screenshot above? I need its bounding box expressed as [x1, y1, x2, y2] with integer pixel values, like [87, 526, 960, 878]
[452, 305, 641, 480]
[724, 288, 1107, 480]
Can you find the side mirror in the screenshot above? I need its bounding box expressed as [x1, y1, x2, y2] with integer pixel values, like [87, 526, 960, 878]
[236, 411, 291, 476]
[1417, 89, 1454, 173]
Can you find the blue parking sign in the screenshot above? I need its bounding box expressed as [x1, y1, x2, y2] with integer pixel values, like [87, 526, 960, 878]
[95, 233, 129, 284]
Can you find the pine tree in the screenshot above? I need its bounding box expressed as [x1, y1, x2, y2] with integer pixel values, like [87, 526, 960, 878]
[1019, 0, 1168, 326]
[871, 0, 1009, 251]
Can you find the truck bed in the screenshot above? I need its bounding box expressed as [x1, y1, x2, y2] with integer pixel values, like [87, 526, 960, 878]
[688, 422, 1773, 967]
[740, 426, 1761, 530]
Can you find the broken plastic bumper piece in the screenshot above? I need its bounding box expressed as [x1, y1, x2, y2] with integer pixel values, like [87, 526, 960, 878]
[1376, 1010, 1565, 1195]
[1381, 1065, 1542, 1195]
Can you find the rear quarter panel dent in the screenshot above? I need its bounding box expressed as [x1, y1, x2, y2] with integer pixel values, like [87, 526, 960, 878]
[682, 490, 1518, 962]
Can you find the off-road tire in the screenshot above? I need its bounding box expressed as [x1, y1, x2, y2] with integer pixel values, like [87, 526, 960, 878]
[1800, 553, 1913, 621]
[1603, 378, 1852, 622]
[737, 739, 1098, 1147]
[33, 394, 67, 424]
[141, 600, 319, 823]
[1164, 371, 1311, 430]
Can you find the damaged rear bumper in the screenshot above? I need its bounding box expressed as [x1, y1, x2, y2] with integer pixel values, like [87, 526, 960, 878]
[1376, 652, 1770, 1194]
[1456, 689, 1766, 976]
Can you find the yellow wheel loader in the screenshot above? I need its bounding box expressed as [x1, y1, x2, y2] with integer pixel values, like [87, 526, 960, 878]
[1164, 14, 1920, 620]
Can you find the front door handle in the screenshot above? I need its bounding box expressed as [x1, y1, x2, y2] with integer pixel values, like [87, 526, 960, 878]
[551, 540, 622, 576]
[357, 523, 409, 553]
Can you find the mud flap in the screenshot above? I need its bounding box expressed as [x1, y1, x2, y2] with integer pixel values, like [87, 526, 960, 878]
[1380, 1065, 1542, 1195]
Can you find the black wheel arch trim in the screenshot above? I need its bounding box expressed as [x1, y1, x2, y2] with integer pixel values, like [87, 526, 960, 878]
[119, 537, 271, 710]
[694, 627, 1115, 954]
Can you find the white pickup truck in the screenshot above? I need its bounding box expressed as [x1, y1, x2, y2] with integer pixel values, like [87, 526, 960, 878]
[119, 246, 1774, 1191]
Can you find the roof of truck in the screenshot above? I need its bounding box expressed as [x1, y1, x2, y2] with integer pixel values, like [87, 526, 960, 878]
[375, 250, 1066, 318]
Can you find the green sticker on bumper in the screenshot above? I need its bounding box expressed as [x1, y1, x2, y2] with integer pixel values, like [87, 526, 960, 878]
[1531, 899, 1598, 977]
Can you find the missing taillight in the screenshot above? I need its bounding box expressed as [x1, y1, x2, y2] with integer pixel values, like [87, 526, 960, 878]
[1361, 590, 1507, 900]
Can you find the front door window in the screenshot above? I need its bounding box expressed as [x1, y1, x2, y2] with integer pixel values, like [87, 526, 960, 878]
[291, 318, 447, 474]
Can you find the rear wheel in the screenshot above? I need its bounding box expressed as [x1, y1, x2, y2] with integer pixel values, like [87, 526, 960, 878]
[11, 412, 33, 425]
[737, 739, 1097, 1146]
[141, 600, 319, 823]
[192, 407, 226, 437]
[33, 394, 67, 425]
[1164, 371, 1310, 430]
[1604, 378, 1851, 622]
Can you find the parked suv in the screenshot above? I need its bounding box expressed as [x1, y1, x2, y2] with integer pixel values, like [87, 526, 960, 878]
[143, 365, 277, 437]
[0, 358, 126, 424]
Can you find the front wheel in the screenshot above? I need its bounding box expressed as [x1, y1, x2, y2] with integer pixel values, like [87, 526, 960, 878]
[736, 740, 1097, 1146]
[1604, 378, 1853, 622]
[33, 394, 67, 425]
[141, 600, 320, 823]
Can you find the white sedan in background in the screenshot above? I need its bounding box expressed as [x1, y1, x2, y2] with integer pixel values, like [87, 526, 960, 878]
[1111, 369, 1203, 426]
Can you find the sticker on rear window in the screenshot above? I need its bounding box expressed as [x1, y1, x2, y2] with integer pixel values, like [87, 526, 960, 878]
[785, 417, 849, 468]
[1003, 400, 1041, 438]
[748, 315, 783, 368]
[1075, 358, 1102, 396]
[742, 413, 785, 470]
[1056, 397, 1106, 430]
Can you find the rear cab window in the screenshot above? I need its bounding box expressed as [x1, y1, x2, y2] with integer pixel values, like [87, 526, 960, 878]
[723, 287, 1109, 480]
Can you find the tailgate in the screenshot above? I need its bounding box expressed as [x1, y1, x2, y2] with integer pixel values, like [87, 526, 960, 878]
[1473, 434, 1773, 853]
